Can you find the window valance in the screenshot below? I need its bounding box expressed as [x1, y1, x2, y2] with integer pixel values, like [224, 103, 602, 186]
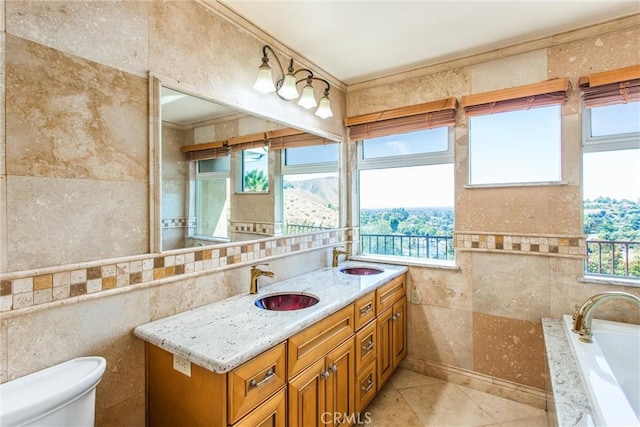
[579, 64, 640, 108]
[461, 78, 570, 117]
[181, 140, 230, 161]
[344, 98, 457, 142]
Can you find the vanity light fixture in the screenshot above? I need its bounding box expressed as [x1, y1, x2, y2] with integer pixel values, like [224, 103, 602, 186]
[252, 45, 333, 119]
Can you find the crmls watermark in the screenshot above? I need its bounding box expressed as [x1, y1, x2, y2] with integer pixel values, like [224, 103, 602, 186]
[321, 411, 373, 425]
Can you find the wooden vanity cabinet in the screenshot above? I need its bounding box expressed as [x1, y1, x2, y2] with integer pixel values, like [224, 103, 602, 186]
[377, 296, 407, 388]
[231, 388, 286, 427]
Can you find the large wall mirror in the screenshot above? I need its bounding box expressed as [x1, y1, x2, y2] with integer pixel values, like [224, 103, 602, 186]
[154, 83, 342, 252]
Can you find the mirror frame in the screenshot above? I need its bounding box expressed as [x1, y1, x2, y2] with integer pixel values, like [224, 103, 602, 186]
[149, 75, 346, 254]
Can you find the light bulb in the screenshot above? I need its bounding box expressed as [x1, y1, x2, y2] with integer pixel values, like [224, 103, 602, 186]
[277, 74, 299, 100]
[298, 83, 317, 109]
[315, 94, 333, 119]
[253, 64, 276, 93]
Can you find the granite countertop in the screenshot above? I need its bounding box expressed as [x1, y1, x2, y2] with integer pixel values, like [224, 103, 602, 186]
[541, 318, 595, 427]
[134, 261, 407, 373]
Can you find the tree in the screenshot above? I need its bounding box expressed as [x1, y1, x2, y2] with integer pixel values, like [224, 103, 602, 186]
[244, 169, 268, 192]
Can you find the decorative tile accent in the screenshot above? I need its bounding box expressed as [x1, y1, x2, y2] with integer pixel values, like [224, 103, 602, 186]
[229, 220, 282, 236]
[0, 229, 348, 312]
[454, 232, 586, 258]
[161, 217, 196, 229]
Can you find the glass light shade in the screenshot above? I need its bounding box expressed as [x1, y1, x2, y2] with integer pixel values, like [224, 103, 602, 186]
[278, 74, 299, 100]
[297, 83, 317, 109]
[315, 95, 333, 119]
[253, 64, 276, 93]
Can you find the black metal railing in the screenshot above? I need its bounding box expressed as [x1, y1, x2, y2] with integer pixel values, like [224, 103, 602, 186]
[360, 233, 454, 260]
[285, 224, 333, 234]
[585, 240, 640, 278]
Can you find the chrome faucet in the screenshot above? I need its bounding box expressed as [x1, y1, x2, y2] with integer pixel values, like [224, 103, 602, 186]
[332, 247, 350, 268]
[572, 291, 640, 343]
[249, 264, 274, 294]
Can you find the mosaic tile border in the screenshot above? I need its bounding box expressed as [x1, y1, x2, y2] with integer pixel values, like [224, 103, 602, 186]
[0, 229, 348, 313]
[230, 220, 282, 235]
[454, 232, 586, 258]
[161, 217, 196, 229]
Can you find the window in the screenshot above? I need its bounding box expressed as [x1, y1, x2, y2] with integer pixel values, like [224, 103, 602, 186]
[282, 144, 339, 233]
[582, 101, 640, 279]
[242, 147, 268, 192]
[468, 105, 562, 185]
[357, 129, 455, 262]
[195, 157, 230, 240]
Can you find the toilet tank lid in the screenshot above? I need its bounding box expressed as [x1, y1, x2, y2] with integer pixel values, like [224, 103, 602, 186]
[0, 357, 106, 426]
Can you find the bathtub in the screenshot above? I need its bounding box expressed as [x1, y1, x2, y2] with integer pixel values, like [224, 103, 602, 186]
[562, 314, 640, 427]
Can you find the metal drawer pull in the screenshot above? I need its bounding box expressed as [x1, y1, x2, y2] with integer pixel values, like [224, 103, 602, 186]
[362, 340, 374, 352]
[249, 368, 275, 389]
[391, 314, 398, 320]
[359, 303, 373, 316]
[329, 363, 338, 373]
[361, 378, 373, 393]
[321, 370, 330, 380]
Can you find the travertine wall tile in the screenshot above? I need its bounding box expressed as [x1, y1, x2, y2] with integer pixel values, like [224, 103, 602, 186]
[347, 68, 470, 116]
[473, 313, 545, 389]
[473, 252, 551, 322]
[5, 288, 150, 413]
[6, 0, 149, 77]
[6, 35, 148, 182]
[408, 252, 472, 311]
[6, 176, 148, 271]
[562, 113, 581, 185]
[409, 304, 473, 370]
[161, 125, 188, 219]
[470, 49, 548, 94]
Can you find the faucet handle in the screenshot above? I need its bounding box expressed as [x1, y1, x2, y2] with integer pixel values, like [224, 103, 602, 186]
[252, 263, 269, 270]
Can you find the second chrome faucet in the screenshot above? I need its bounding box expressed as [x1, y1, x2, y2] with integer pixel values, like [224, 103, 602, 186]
[250, 264, 274, 294]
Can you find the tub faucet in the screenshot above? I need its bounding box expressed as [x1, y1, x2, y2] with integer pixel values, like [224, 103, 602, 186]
[572, 291, 640, 343]
[332, 247, 350, 267]
[250, 264, 274, 294]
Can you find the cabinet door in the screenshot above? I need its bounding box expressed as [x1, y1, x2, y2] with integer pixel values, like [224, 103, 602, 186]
[231, 387, 286, 427]
[325, 338, 355, 427]
[376, 307, 394, 389]
[355, 320, 376, 375]
[392, 297, 407, 368]
[288, 358, 326, 427]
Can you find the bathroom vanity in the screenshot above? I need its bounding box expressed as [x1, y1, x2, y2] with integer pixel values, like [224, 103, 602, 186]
[134, 262, 407, 427]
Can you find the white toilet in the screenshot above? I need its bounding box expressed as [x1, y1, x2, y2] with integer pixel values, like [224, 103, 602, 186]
[0, 356, 106, 427]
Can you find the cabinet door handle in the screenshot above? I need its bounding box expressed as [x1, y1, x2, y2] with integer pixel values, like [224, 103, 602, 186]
[362, 340, 374, 352]
[391, 314, 398, 320]
[249, 368, 275, 389]
[320, 370, 330, 380]
[361, 378, 373, 393]
[359, 303, 373, 316]
[329, 363, 338, 373]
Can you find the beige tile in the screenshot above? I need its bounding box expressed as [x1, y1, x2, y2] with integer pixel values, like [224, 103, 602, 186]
[6, 0, 149, 77]
[470, 50, 548, 94]
[473, 313, 546, 390]
[365, 381, 423, 427]
[389, 368, 445, 390]
[457, 385, 546, 423]
[498, 415, 548, 427]
[409, 304, 473, 370]
[399, 382, 495, 426]
[95, 392, 145, 427]
[6, 176, 148, 271]
[472, 252, 550, 322]
[408, 253, 472, 311]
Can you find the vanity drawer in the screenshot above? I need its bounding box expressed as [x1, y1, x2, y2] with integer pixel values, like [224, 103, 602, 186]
[288, 305, 354, 378]
[376, 275, 406, 314]
[355, 320, 376, 374]
[228, 342, 287, 424]
[355, 360, 377, 413]
[354, 291, 376, 331]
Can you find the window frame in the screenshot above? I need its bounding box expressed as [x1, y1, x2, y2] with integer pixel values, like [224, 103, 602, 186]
[466, 104, 564, 186]
[193, 160, 231, 241]
[281, 143, 340, 175]
[581, 101, 640, 153]
[355, 126, 456, 265]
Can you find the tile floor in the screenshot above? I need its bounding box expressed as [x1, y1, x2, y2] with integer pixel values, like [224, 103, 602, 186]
[363, 369, 548, 427]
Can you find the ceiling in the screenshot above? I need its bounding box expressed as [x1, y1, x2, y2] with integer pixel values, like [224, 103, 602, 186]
[161, 87, 239, 126]
[220, 0, 639, 84]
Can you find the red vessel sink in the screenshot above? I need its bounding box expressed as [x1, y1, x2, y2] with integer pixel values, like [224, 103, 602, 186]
[339, 267, 384, 275]
[255, 292, 320, 311]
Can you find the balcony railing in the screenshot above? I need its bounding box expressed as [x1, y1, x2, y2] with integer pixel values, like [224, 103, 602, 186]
[585, 240, 640, 278]
[360, 233, 454, 260]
